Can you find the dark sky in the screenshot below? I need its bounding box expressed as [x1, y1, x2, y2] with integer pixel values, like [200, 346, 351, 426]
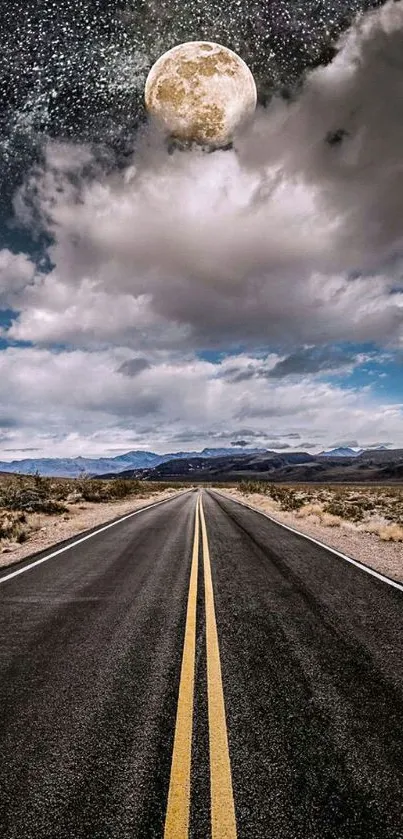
[0, 0, 386, 227]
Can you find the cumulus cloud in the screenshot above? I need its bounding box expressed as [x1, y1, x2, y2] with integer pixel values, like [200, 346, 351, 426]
[267, 346, 366, 378]
[0, 249, 35, 302]
[219, 346, 372, 381]
[0, 346, 402, 458]
[5, 0, 403, 354]
[7, 277, 166, 347]
[238, 1, 403, 269]
[118, 357, 151, 377]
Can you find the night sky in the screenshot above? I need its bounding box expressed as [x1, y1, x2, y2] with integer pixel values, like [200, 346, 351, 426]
[0, 0, 385, 223]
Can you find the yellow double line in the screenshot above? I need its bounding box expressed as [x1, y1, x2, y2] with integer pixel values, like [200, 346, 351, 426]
[164, 494, 237, 839]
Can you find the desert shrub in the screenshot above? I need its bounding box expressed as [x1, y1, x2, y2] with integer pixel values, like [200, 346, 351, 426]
[281, 492, 305, 512]
[323, 501, 364, 522]
[79, 479, 109, 503]
[49, 481, 71, 501]
[0, 511, 32, 542]
[108, 479, 137, 499]
[239, 481, 266, 495]
[348, 496, 375, 511]
[378, 524, 403, 542]
[0, 474, 69, 514]
[6, 489, 67, 515]
[0, 515, 15, 540]
[0, 474, 176, 544]
[230, 481, 403, 535]
[76, 476, 148, 503]
[33, 470, 47, 491]
[267, 486, 286, 503]
[268, 486, 304, 511]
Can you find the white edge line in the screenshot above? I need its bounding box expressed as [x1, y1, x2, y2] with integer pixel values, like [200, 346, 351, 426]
[0, 490, 192, 586]
[211, 489, 403, 594]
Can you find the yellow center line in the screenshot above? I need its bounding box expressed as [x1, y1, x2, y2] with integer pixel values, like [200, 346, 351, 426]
[164, 495, 200, 839]
[200, 495, 238, 839]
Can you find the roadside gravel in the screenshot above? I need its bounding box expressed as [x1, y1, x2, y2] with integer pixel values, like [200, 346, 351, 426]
[220, 488, 403, 583]
[0, 488, 182, 569]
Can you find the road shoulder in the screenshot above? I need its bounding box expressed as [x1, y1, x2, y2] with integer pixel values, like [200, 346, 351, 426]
[0, 489, 184, 571]
[216, 488, 403, 584]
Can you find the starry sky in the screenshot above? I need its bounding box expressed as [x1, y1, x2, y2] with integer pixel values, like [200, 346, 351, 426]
[0, 0, 385, 215]
[0, 0, 402, 459]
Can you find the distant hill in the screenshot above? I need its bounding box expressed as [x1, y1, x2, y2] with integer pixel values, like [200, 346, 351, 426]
[99, 447, 403, 484]
[319, 447, 362, 458]
[0, 447, 267, 477]
[0, 452, 164, 478]
[356, 448, 403, 464]
[0, 445, 402, 482]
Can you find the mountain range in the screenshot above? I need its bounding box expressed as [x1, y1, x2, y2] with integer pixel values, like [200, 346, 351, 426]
[0, 445, 400, 483]
[319, 446, 389, 458]
[99, 447, 403, 484]
[0, 447, 267, 477]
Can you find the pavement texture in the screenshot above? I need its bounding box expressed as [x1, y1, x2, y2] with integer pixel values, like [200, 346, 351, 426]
[0, 488, 402, 838]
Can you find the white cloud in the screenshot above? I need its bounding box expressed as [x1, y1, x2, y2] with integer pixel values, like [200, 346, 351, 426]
[0, 249, 35, 301]
[0, 346, 402, 458]
[6, 1, 403, 352]
[238, 0, 403, 269]
[7, 276, 170, 347]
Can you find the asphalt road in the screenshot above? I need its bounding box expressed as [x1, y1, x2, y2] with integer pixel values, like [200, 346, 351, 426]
[0, 489, 402, 838]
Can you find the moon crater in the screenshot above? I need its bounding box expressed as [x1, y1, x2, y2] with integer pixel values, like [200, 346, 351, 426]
[145, 41, 257, 147]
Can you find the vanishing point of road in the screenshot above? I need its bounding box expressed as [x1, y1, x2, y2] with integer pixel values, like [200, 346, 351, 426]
[0, 489, 402, 838]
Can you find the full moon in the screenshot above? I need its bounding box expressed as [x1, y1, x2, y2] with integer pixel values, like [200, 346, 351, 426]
[145, 41, 257, 147]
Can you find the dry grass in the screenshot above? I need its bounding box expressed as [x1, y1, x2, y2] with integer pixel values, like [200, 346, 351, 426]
[374, 523, 403, 542]
[0, 473, 182, 551]
[237, 481, 403, 540]
[296, 502, 325, 519]
[224, 482, 403, 580]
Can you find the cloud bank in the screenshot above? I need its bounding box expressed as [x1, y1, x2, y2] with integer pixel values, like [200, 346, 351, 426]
[0, 346, 401, 458]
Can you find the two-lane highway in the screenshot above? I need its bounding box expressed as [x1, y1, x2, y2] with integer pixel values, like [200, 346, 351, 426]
[0, 489, 402, 838]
